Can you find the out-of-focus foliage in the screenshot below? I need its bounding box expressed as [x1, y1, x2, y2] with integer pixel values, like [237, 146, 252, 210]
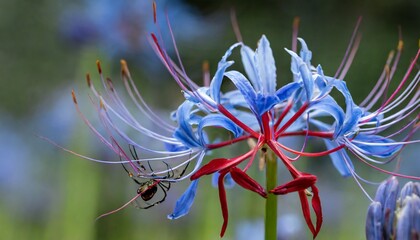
[0, 0, 418, 239]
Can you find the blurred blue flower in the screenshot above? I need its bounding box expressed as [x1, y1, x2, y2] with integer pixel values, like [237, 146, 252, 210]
[59, 0, 220, 64]
[366, 178, 420, 240]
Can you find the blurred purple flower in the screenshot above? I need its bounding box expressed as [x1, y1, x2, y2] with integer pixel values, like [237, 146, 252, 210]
[59, 0, 220, 62]
[366, 178, 420, 240]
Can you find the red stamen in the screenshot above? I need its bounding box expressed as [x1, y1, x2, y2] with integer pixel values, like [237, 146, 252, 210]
[191, 149, 256, 180]
[277, 141, 345, 157]
[261, 112, 273, 140]
[152, 1, 157, 24]
[206, 135, 252, 149]
[291, 17, 300, 53]
[218, 104, 260, 138]
[267, 139, 301, 177]
[96, 60, 102, 74]
[279, 130, 333, 139]
[274, 100, 293, 130]
[276, 103, 309, 138]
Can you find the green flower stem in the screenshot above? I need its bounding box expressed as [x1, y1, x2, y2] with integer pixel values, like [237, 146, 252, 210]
[265, 148, 277, 240]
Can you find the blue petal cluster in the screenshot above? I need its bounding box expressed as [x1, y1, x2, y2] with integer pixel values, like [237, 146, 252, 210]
[165, 35, 418, 219]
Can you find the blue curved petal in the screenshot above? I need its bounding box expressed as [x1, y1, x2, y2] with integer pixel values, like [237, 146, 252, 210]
[167, 180, 199, 220]
[224, 70, 280, 116]
[209, 43, 241, 103]
[285, 48, 313, 100]
[256, 35, 276, 95]
[330, 80, 362, 137]
[197, 114, 243, 145]
[309, 96, 345, 135]
[173, 101, 202, 148]
[297, 38, 312, 65]
[183, 87, 217, 108]
[353, 135, 403, 158]
[276, 81, 301, 102]
[224, 70, 258, 114]
[324, 140, 353, 177]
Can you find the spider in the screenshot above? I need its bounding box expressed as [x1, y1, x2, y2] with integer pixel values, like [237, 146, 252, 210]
[119, 145, 189, 209]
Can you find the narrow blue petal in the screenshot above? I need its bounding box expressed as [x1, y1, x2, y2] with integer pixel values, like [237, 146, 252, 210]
[183, 87, 217, 108]
[209, 61, 234, 103]
[167, 180, 199, 220]
[209, 43, 241, 103]
[353, 135, 403, 158]
[309, 96, 345, 135]
[329, 80, 362, 137]
[297, 38, 312, 65]
[285, 48, 313, 100]
[240, 45, 261, 92]
[276, 81, 301, 102]
[173, 101, 202, 148]
[224, 70, 258, 114]
[198, 114, 243, 145]
[324, 140, 353, 177]
[256, 35, 276, 95]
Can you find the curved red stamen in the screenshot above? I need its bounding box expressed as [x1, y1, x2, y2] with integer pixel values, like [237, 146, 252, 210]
[276, 142, 345, 158]
[206, 135, 253, 149]
[218, 104, 260, 138]
[279, 130, 333, 139]
[276, 103, 309, 138]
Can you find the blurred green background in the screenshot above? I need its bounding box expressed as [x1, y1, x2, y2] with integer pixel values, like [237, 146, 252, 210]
[0, 0, 418, 239]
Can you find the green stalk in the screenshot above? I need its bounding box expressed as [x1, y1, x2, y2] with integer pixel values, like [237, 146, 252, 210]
[265, 148, 277, 240]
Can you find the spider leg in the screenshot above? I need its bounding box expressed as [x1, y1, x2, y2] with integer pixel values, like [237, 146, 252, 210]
[119, 155, 142, 185]
[129, 145, 146, 171]
[158, 181, 171, 191]
[175, 161, 190, 180]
